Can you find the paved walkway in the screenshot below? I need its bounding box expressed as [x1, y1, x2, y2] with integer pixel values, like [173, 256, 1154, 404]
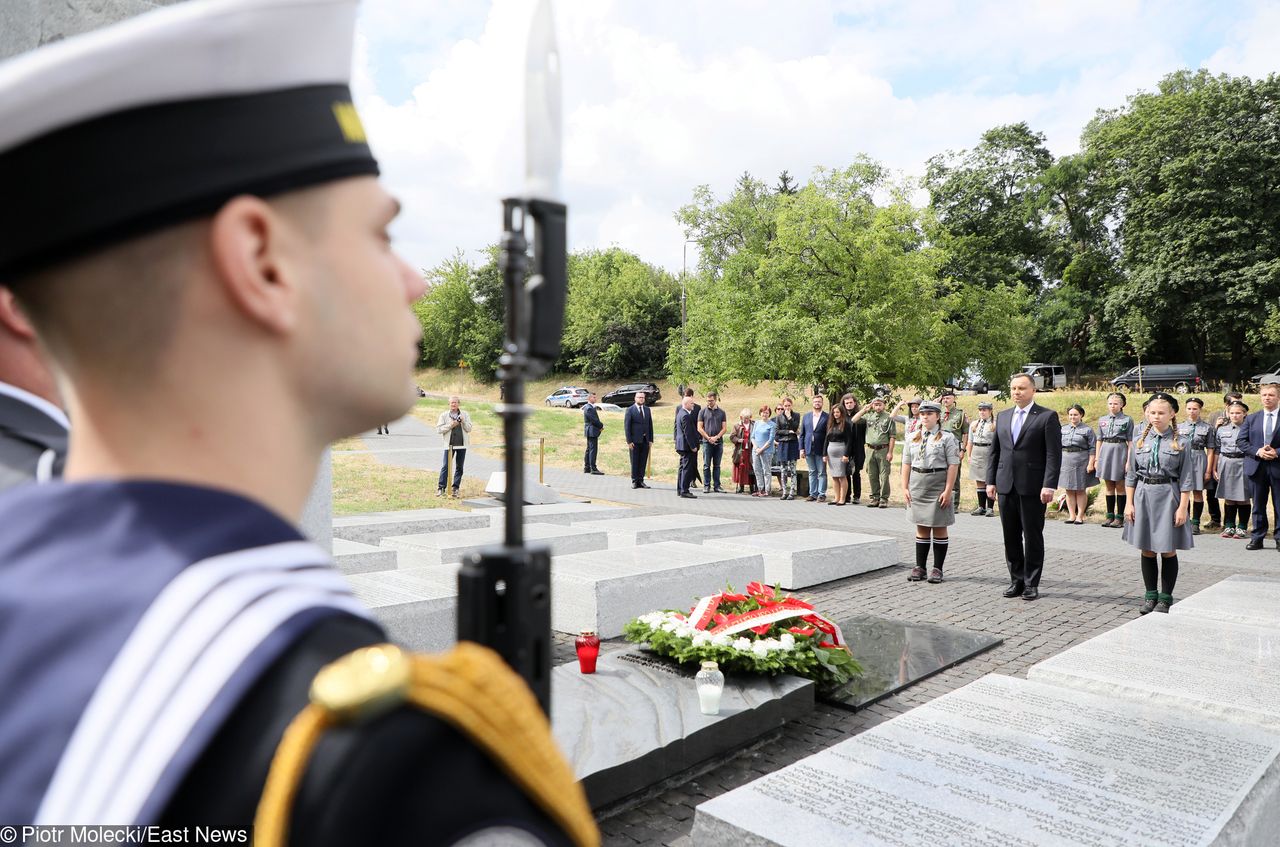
[353, 414, 1278, 846]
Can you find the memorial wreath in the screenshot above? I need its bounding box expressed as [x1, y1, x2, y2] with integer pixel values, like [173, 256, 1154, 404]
[623, 581, 862, 687]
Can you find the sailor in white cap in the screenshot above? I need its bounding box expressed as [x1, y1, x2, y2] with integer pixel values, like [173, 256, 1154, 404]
[0, 2, 595, 843]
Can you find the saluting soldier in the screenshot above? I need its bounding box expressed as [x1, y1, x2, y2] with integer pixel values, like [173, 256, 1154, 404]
[852, 394, 896, 508]
[1214, 400, 1252, 539]
[901, 401, 961, 584]
[1122, 394, 1197, 615]
[0, 3, 595, 843]
[938, 389, 968, 504]
[1177, 398, 1217, 535]
[1096, 392, 1135, 527]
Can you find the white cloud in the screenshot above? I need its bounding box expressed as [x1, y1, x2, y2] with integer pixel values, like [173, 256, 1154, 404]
[352, 0, 1270, 275]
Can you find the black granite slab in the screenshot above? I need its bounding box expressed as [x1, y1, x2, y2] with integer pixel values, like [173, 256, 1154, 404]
[551, 648, 813, 809]
[821, 614, 1002, 710]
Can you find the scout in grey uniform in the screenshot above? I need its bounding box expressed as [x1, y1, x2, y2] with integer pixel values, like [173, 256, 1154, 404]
[967, 402, 996, 516]
[852, 395, 896, 508]
[902, 401, 960, 584]
[1204, 391, 1244, 530]
[1059, 404, 1098, 524]
[1096, 392, 1135, 527]
[938, 389, 968, 502]
[1122, 393, 1197, 614]
[1177, 397, 1217, 535]
[1214, 400, 1252, 538]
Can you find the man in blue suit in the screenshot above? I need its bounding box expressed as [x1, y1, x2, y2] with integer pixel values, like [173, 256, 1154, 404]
[674, 393, 700, 498]
[1243, 379, 1280, 551]
[582, 391, 604, 475]
[798, 395, 829, 502]
[624, 390, 654, 489]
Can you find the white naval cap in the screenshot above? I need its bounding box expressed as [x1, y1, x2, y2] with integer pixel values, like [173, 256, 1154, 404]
[0, 0, 378, 279]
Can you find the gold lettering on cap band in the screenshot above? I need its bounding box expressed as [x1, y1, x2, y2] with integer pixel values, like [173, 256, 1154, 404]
[332, 102, 368, 143]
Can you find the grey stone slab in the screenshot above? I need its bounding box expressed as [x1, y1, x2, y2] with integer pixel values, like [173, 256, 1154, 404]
[331, 538, 398, 575]
[480, 502, 635, 527]
[332, 508, 490, 545]
[704, 529, 897, 589]
[1170, 574, 1280, 629]
[1028, 613, 1280, 731]
[462, 497, 502, 509]
[692, 674, 1280, 847]
[551, 542, 766, 638]
[380, 522, 608, 567]
[552, 648, 813, 809]
[602, 513, 749, 548]
[485, 471, 560, 505]
[344, 572, 456, 652]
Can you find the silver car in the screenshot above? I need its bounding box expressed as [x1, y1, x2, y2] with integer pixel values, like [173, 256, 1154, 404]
[544, 386, 590, 408]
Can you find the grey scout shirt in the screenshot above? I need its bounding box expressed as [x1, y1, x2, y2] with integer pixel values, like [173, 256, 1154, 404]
[1125, 428, 1197, 490]
[1177, 420, 1217, 452]
[905, 429, 960, 470]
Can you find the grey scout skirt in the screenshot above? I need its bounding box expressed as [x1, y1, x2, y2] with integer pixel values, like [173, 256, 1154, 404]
[1122, 480, 1194, 552]
[1096, 441, 1128, 481]
[1060, 449, 1099, 490]
[1217, 456, 1248, 501]
[967, 444, 991, 482]
[907, 468, 953, 527]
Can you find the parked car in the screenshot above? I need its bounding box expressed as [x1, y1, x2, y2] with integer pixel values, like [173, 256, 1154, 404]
[1018, 363, 1066, 391]
[1250, 361, 1280, 389]
[602, 382, 662, 406]
[1110, 364, 1201, 394]
[947, 365, 989, 394]
[544, 386, 591, 408]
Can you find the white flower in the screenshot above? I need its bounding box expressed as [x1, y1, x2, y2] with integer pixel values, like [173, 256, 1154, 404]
[761, 638, 781, 651]
[711, 634, 732, 647]
[691, 632, 711, 647]
[779, 633, 796, 651]
[751, 641, 770, 658]
[661, 621, 680, 633]
[733, 637, 752, 652]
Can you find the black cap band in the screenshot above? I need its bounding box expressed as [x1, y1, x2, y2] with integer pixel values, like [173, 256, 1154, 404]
[1, 84, 378, 279]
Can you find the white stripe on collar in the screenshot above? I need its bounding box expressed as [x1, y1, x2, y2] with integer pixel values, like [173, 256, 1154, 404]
[0, 380, 70, 431]
[36, 540, 369, 824]
[35, 448, 57, 482]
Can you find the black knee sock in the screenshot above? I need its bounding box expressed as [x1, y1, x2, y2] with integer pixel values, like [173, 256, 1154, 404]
[851, 474, 861, 499]
[1106, 494, 1116, 517]
[1239, 504, 1251, 531]
[932, 539, 948, 570]
[1207, 495, 1221, 522]
[1116, 494, 1127, 516]
[915, 538, 931, 568]
[977, 490, 988, 509]
[1161, 555, 1179, 596]
[1192, 501, 1204, 522]
[1225, 504, 1237, 527]
[1141, 555, 1158, 592]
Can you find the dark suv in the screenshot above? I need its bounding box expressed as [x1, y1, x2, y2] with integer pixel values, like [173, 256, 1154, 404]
[1110, 364, 1201, 394]
[602, 382, 662, 406]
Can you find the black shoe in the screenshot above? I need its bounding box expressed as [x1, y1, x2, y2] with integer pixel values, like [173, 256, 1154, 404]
[927, 568, 943, 584]
[1191, 523, 1201, 536]
[679, 491, 697, 499]
[435, 488, 445, 497]
[1275, 538, 1280, 551]
[704, 487, 711, 494]
[908, 566, 926, 582]
[806, 495, 817, 502]
[1003, 583, 1024, 598]
[584, 469, 592, 474]
[591, 470, 605, 475]
[1139, 592, 1158, 615]
[1246, 539, 1264, 550]
[632, 483, 642, 489]
[713, 487, 727, 493]
[1022, 587, 1039, 601]
[639, 482, 651, 489]
[850, 498, 860, 505]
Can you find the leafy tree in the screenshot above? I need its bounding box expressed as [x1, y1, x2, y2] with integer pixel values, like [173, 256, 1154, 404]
[775, 170, 799, 195]
[413, 251, 504, 380]
[1084, 69, 1280, 382]
[560, 248, 680, 380]
[673, 161, 1031, 395]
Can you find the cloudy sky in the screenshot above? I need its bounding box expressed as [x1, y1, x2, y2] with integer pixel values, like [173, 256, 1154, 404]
[351, 0, 1278, 275]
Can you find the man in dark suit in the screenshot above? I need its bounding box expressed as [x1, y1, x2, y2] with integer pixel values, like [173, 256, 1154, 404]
[986, 372, 1062, 600]
[798, 395, 829, 502]
[624, 390, 654, 489]
[1243, 380, 1280, 551]
[582, 391, 604, 474]
[674, 393, 699, 498]
[0, 285, 68, 491]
